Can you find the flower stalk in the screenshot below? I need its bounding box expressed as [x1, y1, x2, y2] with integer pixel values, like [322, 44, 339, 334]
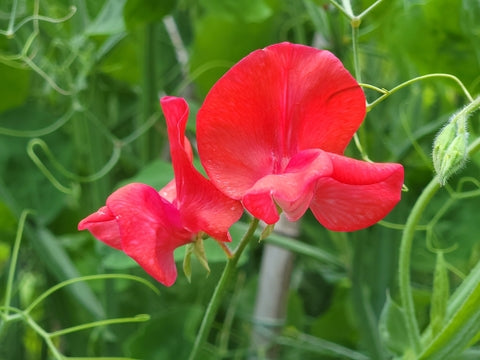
[188, 218, 260, 360]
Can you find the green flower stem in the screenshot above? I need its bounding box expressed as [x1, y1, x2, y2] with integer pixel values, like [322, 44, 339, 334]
[351, 22, 362, 83]
[5, 0, 17, 35]
[139, 23, 158, 166]
[188, 218, 260, 360]
[399, 135, 480, 356]
[399, 176, 441, 354]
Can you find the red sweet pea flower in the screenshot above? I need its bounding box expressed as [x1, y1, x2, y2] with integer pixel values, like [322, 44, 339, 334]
[78, 97, 243, 286]
[197, 42, 404, 231]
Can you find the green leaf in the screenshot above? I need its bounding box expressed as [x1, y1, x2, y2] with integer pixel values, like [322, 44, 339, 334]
[429, 252, 449, 339]
[116, 159, 174, 189]
[98, 35, 140, 84]
[190, 14, 277, 95]
[192, 237, 210, 276]
[447, 259, 480, 318]
[102, 248, 137, 270]
[183, 243, 194, 283]
[378, 293, 411, 356]
[31, 226, 105, 319]
[199, 0, 272, 23]
[0, 63, 30, 113]
[0, 199, 17, 234]
[311, 283, 358, 346]
[123, 0, 175, 28]
[86, 0, 127, 35]
[419, 264, 480, 359]
[389, 0, 480, 83]
[126, 305, 204, 359]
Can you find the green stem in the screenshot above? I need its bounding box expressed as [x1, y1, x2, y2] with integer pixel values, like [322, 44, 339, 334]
[139, 23, 157, 165]
[3, 210, 31, 318]
[399, 178, 441, 354]
[398, 134, 480, 356]
[6, 0, 18, 36]
[188, 218, 260, 360]
[351, 21, 362, 83]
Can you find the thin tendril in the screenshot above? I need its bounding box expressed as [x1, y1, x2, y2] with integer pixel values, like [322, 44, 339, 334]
[25, 274, 159, 314]
[367, 74, 474, 111]
[0, 108, 75, 137]
[12, 6, 77, 33]
[28, 138, 122, 183]
[3, 210, 33, 318]
[49, 314, 150, 338]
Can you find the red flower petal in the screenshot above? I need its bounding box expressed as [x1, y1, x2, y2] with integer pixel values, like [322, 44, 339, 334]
[78, 206, 122, 250]
[159, 179, 177, 204]
[310, 154, 404, 231]
[197, 42, 366, 199]
[160, 96, 243, 242]
[106, 183, 193, 286]
[243, 149, 332, 224]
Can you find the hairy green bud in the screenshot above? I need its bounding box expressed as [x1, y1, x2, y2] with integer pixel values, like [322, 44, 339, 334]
[432, 120, 468, 186]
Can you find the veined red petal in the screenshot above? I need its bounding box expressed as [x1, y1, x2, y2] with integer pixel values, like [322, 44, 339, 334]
[197, 42, 365, 199]
[160, 96, 243, 242]
[78, 206, 122, 250]
[243, 150, 333, 224]
[106, 183, 193, 286]
[310, 154, 404, 231]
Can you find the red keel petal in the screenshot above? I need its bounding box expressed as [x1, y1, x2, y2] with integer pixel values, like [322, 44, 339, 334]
[243, 150, 333, 224]
[78, 206, 122, 250]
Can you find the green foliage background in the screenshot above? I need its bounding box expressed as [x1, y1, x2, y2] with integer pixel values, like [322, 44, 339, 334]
[0, 0, 479, 359]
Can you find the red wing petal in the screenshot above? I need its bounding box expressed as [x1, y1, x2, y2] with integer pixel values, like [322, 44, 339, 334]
[78, 206, 122, 250]
[197, 42, 365, 199]
[243, 150, 333, 224]
[310, 154, 404, 231]
[106, 183, 193, 286]
[160, 96, 243, 242]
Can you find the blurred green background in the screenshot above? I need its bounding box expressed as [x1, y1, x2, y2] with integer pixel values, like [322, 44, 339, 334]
[1, 0, 479, 359]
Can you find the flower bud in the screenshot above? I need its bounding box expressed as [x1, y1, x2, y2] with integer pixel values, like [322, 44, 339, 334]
[432, 119, 468, 186]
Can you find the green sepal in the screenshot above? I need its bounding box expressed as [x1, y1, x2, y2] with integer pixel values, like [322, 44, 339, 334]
[432, 119, 468, 186]
[259, 223, 275, 241]
[183, 243, 194, 283]
[182, 237, 211, 283]
[193, 237, 211, 277]
[378, 293, 411, 356]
